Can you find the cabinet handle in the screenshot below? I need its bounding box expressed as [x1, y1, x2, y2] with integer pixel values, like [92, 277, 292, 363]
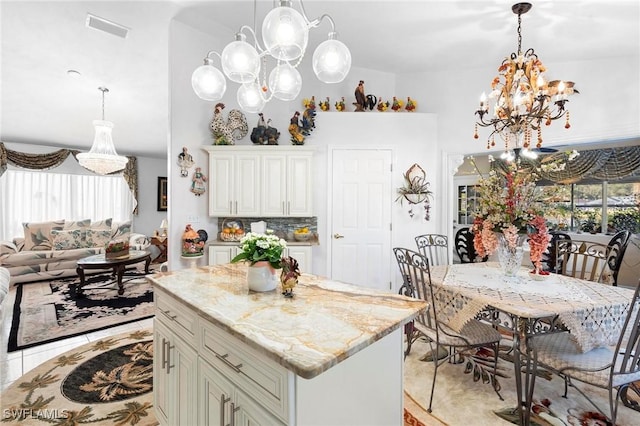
[287, 201, 290, 215]
[161, 309, 177, 320]
[215, 353, 243, 373]
[282, 201, 285, 215]
[234, 201, 238, 214]
[161, 338, 168, 371]
[229, 201, 233, 214]
[220, 394, 230, 426]
[230, 402, 240, 426]
[165, 341, 174, 373]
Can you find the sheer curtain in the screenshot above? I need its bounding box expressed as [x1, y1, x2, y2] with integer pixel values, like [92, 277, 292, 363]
[0, 170, 136, 241]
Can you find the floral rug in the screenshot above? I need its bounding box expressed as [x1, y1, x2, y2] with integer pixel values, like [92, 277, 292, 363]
[1, 329, 156, 425]
[404, 338, 640, 425]
[8, 269, 154, 352]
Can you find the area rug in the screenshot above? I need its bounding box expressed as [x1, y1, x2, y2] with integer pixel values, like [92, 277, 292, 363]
[404, 338, 640, 425]
[1, 329, 156, 425]
[8, 270, 154, 352]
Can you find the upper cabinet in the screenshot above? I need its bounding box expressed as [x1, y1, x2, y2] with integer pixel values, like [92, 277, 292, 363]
[203, 146, 313, 218]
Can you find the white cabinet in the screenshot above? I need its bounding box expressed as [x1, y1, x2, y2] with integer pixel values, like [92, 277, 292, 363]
[208, 152, 260, 217]
[261, 153, 313, 217]
[203, 146, 313, 217]
[208, 245, 241, 265]
[209, 245, 312, 273]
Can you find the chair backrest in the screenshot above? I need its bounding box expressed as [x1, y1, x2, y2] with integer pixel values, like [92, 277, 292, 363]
[393, 247, 435, 329]
[454, 227, 488, 264]
[415, 234, 449, 266]
[612, 280, 640, 377]
[555, 240, 612, 283]
[607, 230, 631, 286]
[537, 231, 571, 272]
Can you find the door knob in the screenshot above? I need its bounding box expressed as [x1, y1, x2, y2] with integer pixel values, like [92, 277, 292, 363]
[333, 233, 344, 239]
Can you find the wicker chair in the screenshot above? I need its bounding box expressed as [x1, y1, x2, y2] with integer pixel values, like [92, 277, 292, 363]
[454, 227, 488, 264]
[606, 230, 631, 286]
[528, 281, 640, 424]
[555, 240, 611, 283]
[415, 234, 449, 266]
[393, 247, 502, 412]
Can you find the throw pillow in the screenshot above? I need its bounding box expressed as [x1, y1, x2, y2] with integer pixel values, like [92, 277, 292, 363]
[63, 218, 91, 230]
[51, 229, 85, 250]
[90, 218, 113, 230]
[22, 220, 65, 251]
[84, 229, 112, 248]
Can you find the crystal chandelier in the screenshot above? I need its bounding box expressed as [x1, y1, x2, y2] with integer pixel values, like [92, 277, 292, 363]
[473, 2, 578, 159]
[77, 87, 128, 175]
[191, 0, 351, 113]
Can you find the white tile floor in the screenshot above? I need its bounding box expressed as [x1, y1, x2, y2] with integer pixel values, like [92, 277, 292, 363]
[0, 282, 154, 392]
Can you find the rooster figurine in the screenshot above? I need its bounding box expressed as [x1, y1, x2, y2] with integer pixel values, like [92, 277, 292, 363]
[319, 97, 331, 111]
[405, 97, 417, 112]
[335, 97, 346, 112]
[280, 256, 301, 297]
[391, 96, 404, 112]
[377, 96, 390, 112]
[210, 103, 248, 145]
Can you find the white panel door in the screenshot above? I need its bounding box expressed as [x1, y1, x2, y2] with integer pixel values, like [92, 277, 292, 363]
[330, 149, 393, 291]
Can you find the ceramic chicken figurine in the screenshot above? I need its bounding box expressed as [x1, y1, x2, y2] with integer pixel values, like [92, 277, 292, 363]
[391, 96, 404, 112]
[405, 97, 417, 112]
[335, 97, 346, 112]
[280, 256, 300, 297]
[377, 97, 390, 112]
[210, 103, 248, 145]
[319, 97, 331, 111]
[303, 96, 316, 110]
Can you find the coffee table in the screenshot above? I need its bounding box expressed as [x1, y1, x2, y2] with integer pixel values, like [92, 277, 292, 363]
[75, 250, 151, 296]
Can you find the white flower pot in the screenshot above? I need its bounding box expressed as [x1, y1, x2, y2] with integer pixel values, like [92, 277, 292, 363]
[246, 261, 278, 292]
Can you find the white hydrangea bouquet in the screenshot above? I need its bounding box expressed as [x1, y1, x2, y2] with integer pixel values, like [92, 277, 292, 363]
[231, 231, 287, 270]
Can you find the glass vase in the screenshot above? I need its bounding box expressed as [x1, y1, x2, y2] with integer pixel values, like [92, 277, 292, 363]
[496, 233, 526, 277]
[246, 261, 278, 292]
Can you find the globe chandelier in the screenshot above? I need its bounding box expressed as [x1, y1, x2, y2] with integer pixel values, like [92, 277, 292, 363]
[473, 2, 578, 161]
[77, 87, 128, 175]
[191, 0, 351, 113]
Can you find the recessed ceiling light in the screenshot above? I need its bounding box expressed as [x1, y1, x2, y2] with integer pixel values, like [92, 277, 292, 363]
[67, 69, 81, 78]
[86, 13, 129, 39]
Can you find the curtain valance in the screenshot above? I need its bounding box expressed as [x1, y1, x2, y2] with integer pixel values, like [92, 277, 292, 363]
[0, 142, 138, 214]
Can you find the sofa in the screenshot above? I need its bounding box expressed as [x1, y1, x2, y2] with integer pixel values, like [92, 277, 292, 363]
[0, 218, 149, 285]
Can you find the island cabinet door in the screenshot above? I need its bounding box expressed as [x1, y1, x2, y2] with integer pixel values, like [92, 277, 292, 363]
[199, 359, 285, 426]
[154, 319, 198, 426]
[208, 245, 240, 265]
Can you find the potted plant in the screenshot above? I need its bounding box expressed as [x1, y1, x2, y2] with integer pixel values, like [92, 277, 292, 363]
[395, 163, 433, 205]
[231, 231, 287, 292]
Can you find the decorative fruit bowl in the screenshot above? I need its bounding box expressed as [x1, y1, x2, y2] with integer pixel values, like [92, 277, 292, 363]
[220, 219, 245, 242]
[528, 270, 550, 281]
[293, 227, 312, 242]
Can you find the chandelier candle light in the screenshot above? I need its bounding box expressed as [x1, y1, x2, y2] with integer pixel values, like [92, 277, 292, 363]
[77, 87, 128, 175]
[473, 2, 578, 160]
[191, 0, 351, 113]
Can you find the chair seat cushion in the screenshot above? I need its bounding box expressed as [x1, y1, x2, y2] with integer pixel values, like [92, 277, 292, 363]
[530, 332, 640, 388]
[414, 318, 501, 347]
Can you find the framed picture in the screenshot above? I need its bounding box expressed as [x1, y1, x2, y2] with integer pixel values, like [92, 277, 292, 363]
[157, 177, 168, 211]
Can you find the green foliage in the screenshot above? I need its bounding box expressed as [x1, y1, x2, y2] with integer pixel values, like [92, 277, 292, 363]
[231, 231, 287, 269]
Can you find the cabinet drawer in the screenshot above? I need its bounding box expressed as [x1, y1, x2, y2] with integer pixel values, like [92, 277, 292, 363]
[155, 289, 198, 347]
[199, 319, 289, 421]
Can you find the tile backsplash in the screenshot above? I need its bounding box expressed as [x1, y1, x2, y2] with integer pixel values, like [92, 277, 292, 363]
[216, 217, 317, 241]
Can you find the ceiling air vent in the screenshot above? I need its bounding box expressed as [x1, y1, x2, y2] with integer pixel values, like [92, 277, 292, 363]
[86, 13, 129, 39]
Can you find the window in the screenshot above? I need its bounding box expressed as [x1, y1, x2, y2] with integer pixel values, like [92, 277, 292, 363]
[0, 170, 136, 240]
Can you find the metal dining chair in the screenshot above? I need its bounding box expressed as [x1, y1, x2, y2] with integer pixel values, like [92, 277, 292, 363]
[393, 247, 502, 412]
[534, 231, 571, 273]
[555, 240, 612, 283]
[527, 280, 640, 424]
[415, 234, 449, 266]
[454, 227, 488, 263]
[606, 230, 631, 286]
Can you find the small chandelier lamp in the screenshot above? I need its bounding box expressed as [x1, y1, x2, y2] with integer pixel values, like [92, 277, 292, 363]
[474, 2, 578, 157]
[77, 87, 128, 175]
[191, 0, 351, 113]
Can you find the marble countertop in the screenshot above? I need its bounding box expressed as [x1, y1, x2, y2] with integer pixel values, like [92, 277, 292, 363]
[149, 264, 426, 379]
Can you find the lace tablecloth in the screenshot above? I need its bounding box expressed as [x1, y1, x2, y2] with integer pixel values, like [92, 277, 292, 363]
[430, 262, 637, 352]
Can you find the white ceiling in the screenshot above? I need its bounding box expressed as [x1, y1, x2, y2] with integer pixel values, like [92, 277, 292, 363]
[1, 0, 638, 158]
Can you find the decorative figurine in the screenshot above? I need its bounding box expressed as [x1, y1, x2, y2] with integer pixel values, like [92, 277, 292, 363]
[210, 103, 248, 145]
[377, 97, 390, 112]
[365, 94, 377, 111]
[177, 146, 194, 177]
[391, 96, 404, 111]
[319, 97, 331, 111]
[288, 111, 305, 145]
[280, 256, 300, 297]
[182, 224, 205, 256]
[335, 97, 346, 112]
[191, 166, 207, 196]
[354, 80, 366, 111]
[250, 113, 280, 145]
[405, 97, 417, 112]
[288, 109, 316, 145]
[302, 96, 316, 110]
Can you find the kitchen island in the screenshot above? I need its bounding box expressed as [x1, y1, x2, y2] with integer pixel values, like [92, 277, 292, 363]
[149, 263, 426, 426]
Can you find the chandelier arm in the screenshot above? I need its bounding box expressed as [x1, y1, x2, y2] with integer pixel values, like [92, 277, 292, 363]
[237, 25, 267, 55]
[204, 50, 222, 65]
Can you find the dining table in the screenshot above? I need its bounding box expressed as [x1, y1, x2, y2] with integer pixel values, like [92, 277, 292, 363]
[428, 262, 637, 425]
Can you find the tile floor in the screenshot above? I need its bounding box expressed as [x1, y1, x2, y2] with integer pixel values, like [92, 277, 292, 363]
[0, 282, 154, 393]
